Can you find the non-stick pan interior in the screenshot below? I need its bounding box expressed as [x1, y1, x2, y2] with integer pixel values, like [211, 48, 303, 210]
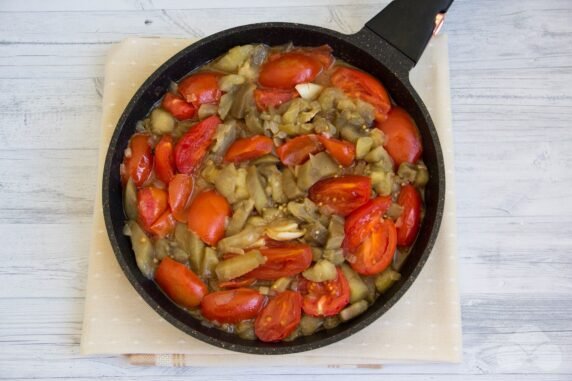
[103, 23, 445, 354]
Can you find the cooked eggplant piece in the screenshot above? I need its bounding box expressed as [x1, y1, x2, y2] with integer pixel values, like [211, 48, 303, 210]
[302, 259, 337, 282]
[124, 178, 138, 220]
[217, 226, 264, 254]
[212, 45, 254, 73]
[296, 152, 339, 191]
[282, 168, 304, 200]
[150, 108, 175, 135]
[375, 268, 402, 293]
[304, 221, 328, 246]
[215, 250, 266, 282]
[200, 247, 219, 278]
[246, 165, 270, 213]
[325, 215, 345, 249]
[323, 248, 344, 265]
[128, 221, 156, 279]
[340, 300, 368, 321]
[341, 264, 369, 303]
[300, 315, 323, 336]
[211, 120, 237, 157]
[226, 199, 255, 236]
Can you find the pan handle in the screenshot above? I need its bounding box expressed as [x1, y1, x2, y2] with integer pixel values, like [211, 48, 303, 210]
[363, 0, 454, 65]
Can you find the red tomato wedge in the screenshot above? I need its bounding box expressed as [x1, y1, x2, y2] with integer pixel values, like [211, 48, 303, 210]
[149, 210, 175, 238]
[223, 135, 274, 163]
[122, 133, 152, 187]
[218, 276, 256, 289]
[259, 52, 323, 89]
[155, 257, 207, 309]
[308, 175, 371, 216]
[376, 107, 422, 167]
[396, 184, 422, 247]
[254, 88, 298, 111]
[292, 45, 334, 69]
[177, 72, 222, 107]
[161, 93, 196, 120]
[331, 66, 391, 122]
[255, 291, 302, 342]
[299, 267, 350, 317]
[168, 174, 193, 223]
[347, 219, 397, 275]
[317, 135, 355, 167]
[154, 135, 175, 184]
[187, 189, 231, 246]
[137, 186, 168, 230]
[246, 244, 313, 280]
[201, 288, 266, 324]
[343, 196, 392, 252]
[174, 115, 221, 174]
[276, 134, 322, 166]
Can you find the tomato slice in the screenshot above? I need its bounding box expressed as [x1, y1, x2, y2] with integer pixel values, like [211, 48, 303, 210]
[223, 135, 274, 163]
[293, 45, 334, 69]
[376, 107, 422, 167]
[149, 210, 175, 238]
[396, 184, 422, 247]
[187, 189, 231, 246]
[246, 244, 313, 280]
[317, 135, 355, 167]
[255, 291, 302, 342]
[174, 115, 221, 174]
[259, 52, 323, 89]
[137, 186, 168, 230]
[161, 93, 196, 120]
[218, 276, 256, 289]
[347, 219, 397, 275]
[276, 134, 322, 166]
[299, 267, 350, 317]
[331, 66, 391, 122]
[308, 175, 371, 216]
[154, 135, 175, 184]
[343, 196, 392, 252]
[168, 174, 193, 223]
[254, 88, 298, 111]
[177, 72, 222, 107]
[201, 288, 266, 324]
[155, 257, 207, 309]
[121, 134, 152, 187]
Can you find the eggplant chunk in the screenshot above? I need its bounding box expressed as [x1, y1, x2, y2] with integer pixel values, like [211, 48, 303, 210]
[215, 250, 266, 282]
[124, 178, 138, 220]
[128, 221, 156, 279]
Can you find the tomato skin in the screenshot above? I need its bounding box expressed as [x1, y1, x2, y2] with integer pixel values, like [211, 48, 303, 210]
[294, 44, 334, 69]
[223, 135, 274, 163]
[396, 184, 422, 247]
[155, 257, 207, 309]
[187, 189, 231, 246]
[177, 72, 222, 107]
[254, 88, 298, 110]
[122, 134, 153, 187]
[259, 53, 323, 89]
[276, 134, 322, 166]
[168, 174, 193, 223]
[149, 210, 175, 238]
[247, 244, 313, 280]
[255, 291, 302, 342]
[376, 107, 422, 167]
[331, 66, 391, 122]
[308, 175, 371, 216]
[137, 186, 168, 231]
[154, 135, 175, 184]
[174, 115, 221, 174]
[201, 288, 266, 324]
[343, 196, 392, 252]
[218, 276, 256, 289]
[348, 219, 397, 275]
[317, 135, 355, 167]
[299, 268, 350, 317]
[161, 93, 196, 120]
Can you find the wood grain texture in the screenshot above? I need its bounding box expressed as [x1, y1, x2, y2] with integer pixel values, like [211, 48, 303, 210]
[0, 0, 571, 379]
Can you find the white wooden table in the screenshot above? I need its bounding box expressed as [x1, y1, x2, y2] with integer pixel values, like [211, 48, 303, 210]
[1, 0, 571, 379]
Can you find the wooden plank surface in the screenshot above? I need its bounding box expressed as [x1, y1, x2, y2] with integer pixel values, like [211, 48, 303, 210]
[0, 0, 571, 379]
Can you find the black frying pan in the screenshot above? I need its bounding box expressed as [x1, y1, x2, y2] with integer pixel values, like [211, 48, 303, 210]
[103, 0, 453, 354]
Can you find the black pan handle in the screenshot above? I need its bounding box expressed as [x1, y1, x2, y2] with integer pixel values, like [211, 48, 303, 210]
[364, 0, 454, 65]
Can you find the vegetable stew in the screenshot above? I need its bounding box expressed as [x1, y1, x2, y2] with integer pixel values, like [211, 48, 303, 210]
[120, 43, 428, 342]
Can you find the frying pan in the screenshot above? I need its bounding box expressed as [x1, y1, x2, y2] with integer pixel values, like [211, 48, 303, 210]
[103, 0, 453, 354]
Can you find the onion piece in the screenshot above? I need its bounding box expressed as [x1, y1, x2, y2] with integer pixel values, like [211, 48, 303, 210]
[295, 83, 323, 101]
